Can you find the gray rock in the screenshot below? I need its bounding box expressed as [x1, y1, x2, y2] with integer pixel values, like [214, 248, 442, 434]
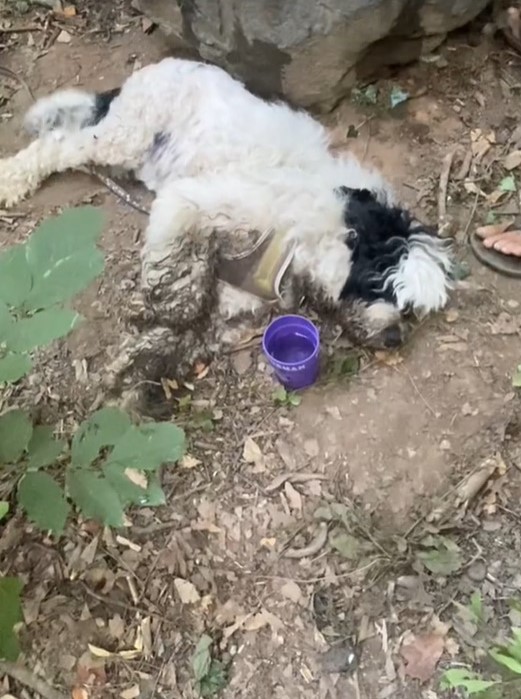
[137, 0, 491, 110]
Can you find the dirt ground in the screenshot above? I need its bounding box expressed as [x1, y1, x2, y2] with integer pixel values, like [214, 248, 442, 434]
[2, 3, 521, 699]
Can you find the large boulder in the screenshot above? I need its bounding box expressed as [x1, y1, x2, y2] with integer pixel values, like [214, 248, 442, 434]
[137, 0, 491, 110]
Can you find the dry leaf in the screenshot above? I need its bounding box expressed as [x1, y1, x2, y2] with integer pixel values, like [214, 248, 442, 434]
[243, 437, 264, 469]
[280, 580, 302, 604]
[284, 481, 302, 511]
[174, 578, 201, 604]
[445, 309, 459, 323]
[120, 687, 140, 699]
[504, 150, 521, 171]
[115, 535, 141, 552]
[490, 312, 520, 335]
[76, 650, 107, 686]
[72, 689, 88, 699]
[56, 29, 72, 43]
[181, 454, 201, 469]
[375, 350, 404, 366]
[400, 633, 444, 682]
[124, 468, 147, 489]
[194, 362, 210, 379]
[108, 614, 125, 639]
[243, 609, 283, 633]
[508, 6, 521, 39]
[87, 644, 113, 659]
[244, 612, 270, 631]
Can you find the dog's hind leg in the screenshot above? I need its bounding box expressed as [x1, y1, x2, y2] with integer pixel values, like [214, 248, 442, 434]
[0, 112, 149, 208]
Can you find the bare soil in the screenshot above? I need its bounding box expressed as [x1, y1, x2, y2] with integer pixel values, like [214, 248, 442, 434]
[2, 4, 521, 699]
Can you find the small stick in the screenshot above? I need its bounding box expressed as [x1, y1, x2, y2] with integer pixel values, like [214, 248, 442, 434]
[265, 471, 329, 492]
[438, 148, 457, 235]
[284, 522, 328, 559]
[0, 660, 68, 699]
[0, 25, 42, 34]
[84, 167, 150, 215]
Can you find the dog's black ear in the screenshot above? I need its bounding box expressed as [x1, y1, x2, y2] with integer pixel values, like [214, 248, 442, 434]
[337, 186, 376, 203]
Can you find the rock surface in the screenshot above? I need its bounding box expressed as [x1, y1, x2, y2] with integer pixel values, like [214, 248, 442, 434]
[136, 0, 491, 110]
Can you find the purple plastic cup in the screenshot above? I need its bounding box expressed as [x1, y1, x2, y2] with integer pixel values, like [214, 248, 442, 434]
[262, 315, 320, 390]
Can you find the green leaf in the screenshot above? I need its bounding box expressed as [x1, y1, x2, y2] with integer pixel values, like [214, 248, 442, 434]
[469, 590, 484, 623]
[192, 634, 213, 682]
[288, 392, 302, 407]
[513, 364, 521, 388]
[0, 353, 32, 383]
[18, 472, 70, 533]
[67, 469, 125, 527]
[103, 463, 148, 507]
[272, 386, 287, 404]
[24, 207, 105, 310]
[490, 649, 521, 675]
[199, 660, 228, 697]
[7, 308, 81, 352]
[0, 502, 8, 520]
[0, 576, 23, 661]
[142, 472, 166, 507]
[329, 532, 362, 560]
[71, 407, 132, 468]
[0, 245, 32, 308]
[0, 409, 33, 463]
[27, 426, 65, 470]
[390, 86, 410, 108]
[500, 175, 516, 192]
[0, 301, 14, 340]
[440, 668, 498, 694]
[106, 422, 185, 471]
[418, 544, 462, 575]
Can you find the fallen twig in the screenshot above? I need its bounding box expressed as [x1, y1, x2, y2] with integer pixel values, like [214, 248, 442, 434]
[284, 522, 328, 559]
[265, 471, 328, 493]
[0, 660, 68, 699]
[438, 148, 457, 235]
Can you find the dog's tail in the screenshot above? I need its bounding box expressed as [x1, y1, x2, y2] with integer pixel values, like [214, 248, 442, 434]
[23, 86, 121, 136]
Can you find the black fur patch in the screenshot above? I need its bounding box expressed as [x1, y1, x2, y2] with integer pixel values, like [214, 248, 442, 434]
[92, 87, 121, 124]
[339, 187, 427, 305]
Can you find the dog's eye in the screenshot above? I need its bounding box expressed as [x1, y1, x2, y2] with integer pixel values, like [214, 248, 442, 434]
[345, 228, 359, 247]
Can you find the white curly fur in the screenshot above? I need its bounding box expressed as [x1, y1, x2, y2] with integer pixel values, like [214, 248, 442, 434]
[0, 58, 451, 347]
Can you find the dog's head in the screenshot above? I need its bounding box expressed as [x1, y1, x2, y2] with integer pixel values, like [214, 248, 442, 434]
[337, 187, 452, 347]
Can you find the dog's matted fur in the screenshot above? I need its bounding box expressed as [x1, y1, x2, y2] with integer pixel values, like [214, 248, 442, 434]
[0, 58, 452, 397]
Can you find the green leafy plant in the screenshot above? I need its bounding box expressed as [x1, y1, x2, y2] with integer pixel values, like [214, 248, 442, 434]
[2, 406, 185, 533]
[272, 386, 301, 407]
[0, 577, 23, 661]
[416, 534, 463, 576]
[0, 206, 105, 383]
[440, 668, 498, 696]
[441, 600, 521, 696]
[192, 634, 228, 697]
[0, 206, 187, 661]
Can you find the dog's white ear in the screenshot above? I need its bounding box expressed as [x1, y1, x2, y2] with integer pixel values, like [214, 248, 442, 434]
[384, 232, 453, 314]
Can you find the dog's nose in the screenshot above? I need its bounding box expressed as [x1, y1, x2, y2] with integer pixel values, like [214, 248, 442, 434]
[383, 324, 403, 348]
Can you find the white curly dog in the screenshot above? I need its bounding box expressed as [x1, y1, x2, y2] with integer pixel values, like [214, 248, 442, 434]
[0, 57, 452, 394]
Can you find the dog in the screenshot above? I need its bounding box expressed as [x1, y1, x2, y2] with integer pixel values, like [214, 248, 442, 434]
[0, 57, 452, 395]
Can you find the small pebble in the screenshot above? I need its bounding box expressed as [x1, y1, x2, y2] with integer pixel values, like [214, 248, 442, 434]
[320, 642, 358, 675]
[439, 439, 451, 451]
[467, 561, 487, 582]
